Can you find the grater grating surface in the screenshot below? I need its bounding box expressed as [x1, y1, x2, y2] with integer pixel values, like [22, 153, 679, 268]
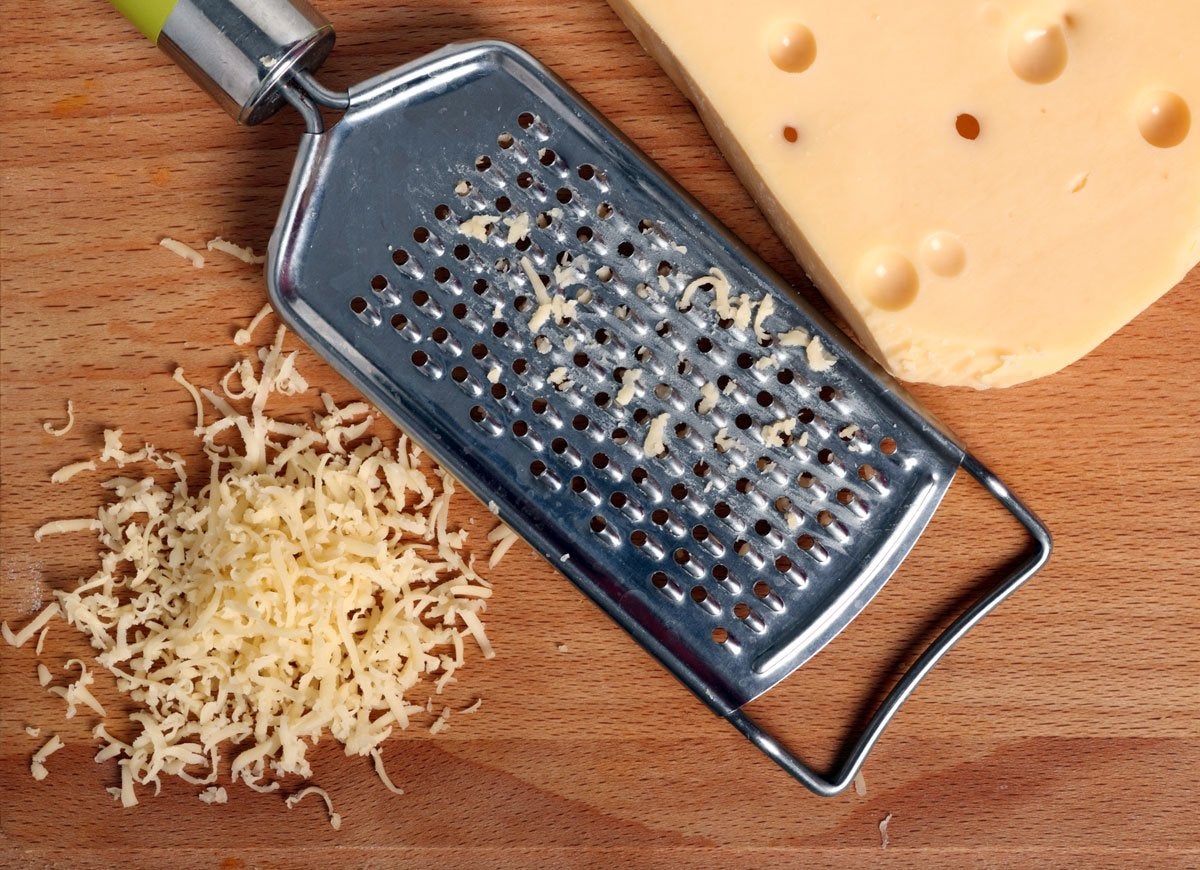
[266, 41, 1051, 794]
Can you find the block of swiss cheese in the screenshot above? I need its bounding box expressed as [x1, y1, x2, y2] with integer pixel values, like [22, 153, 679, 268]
[607, 0, 1200, 387]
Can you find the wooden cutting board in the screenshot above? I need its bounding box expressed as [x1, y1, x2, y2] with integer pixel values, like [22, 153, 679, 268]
[2, 2, 1197, 866]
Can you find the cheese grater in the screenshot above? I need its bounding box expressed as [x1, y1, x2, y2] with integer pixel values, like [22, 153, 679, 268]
[110, 0, 1051, 796]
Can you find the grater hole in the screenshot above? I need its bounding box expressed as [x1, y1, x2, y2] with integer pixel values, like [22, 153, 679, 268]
[837, 488, 856, 505]
[551, 437, 568, 454]
[797, 471, 815, 488]
[453, 244, 471, 261]
[673, 422, 691, 439]
[775, 496, 792, 512]
[592, 453, 609, 469]
[674, 549, 691, 566]
[556, 188, 573, 204]
[451, 366, 468, 383]
[534, 336, 552, 353]
[734, 539, 751, 556]
[412, 289, 430, 307]
[737, 352, 755, 369]
[817, 510, 835, 527]
[775, 555, 793, 573]
[754, 518, 772, 536]
[350, 296, 368, 314]
[597, 202, 614, 220]
[691, 524, 709, 542]
[475, 155, 492, 171]
[651, 508, 669, 526]
[578, 164, 595, 180]
[532, 397, 550, 415]
[735, 413, 753, 430]
[655, 321, 672, 338]
[495, 196, 512, 213]
[651, 571, 668, 589]
[497, 132, 514, 149]
[610, 491, 627, 509]
[413, 226, 430, 243]
[469, 405, 486, 422]
[818, 449, 835, 465]
[536, 212, 554, 229]
[733, 602, 751, 619]
[753, 580, 771, 599]
[714, 501, 732, 519]
[757, 390, 774, 407]
[797, 534, 816, 551]
[655, 261, 672, 278]
[632, 530, 649, 547]
[858, 464, 877, 481]
[690, 586, 708, 604]
[491, 383, 507, 400]
[671, 483, 688, 500]
[517, 172, 533, 189]
[539, 148, 557, 166]
[512, 358, 528, 375]
[777, 369, 795, 386]
[590, 516, 606, 533]
[596, 265, 614, 283]
[819, 385, 839, 402]
[473, 278, 489, 294]
[471, 343, 488, 361]
[530, 459, 547, 476]
[576, 226, 594, 243]
[434, 266, 451, 284]
[572, 414, 589, 431]
[694, 460, 710, 477]
[570, 475, 586, 493]
[454, 180, 472, 196]
[514, 295, 531, 313]
[371, 274, 388, 292]
[434, 204, 451, 221]
[594, 392, 610, 408]
[391, 313, 408, 331]
[492, 322, 509, 339]
[697, 336, 713, 353]
[617, 241, 635, 257]
[518, 111, 535, 129]
[880, 437, 898, 455]
[392, 249, 409, 267]
[573, 352, 590, 367]
[713, 564, 730, 583]
[432, 326, 449, 343]
[610, 427, 629, 446]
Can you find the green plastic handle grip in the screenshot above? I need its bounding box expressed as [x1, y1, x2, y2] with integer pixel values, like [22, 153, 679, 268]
[110, 0, 180, 43]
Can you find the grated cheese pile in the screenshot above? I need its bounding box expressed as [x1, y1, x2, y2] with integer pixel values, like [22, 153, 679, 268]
[6, 319, 498, 816]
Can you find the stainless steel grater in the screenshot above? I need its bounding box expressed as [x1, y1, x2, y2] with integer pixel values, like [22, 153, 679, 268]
[110, 0, 1051, 796]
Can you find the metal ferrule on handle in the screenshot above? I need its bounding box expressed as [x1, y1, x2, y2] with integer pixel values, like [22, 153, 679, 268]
[110, 0, 335, 125]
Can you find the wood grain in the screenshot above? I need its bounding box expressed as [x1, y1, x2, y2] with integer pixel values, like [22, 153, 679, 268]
[2, 1, 1198, 867]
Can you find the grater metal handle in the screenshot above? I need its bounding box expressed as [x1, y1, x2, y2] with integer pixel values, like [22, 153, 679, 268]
[728, 451, 1052, 797]
[109, 0, 335, 125]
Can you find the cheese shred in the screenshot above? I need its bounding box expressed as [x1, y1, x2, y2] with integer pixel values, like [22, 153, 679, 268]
[159, 237, 205, 269]
[43, 400, 75, 436]
[25, 324, 495, 816]
[286, 786, 341, 830]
